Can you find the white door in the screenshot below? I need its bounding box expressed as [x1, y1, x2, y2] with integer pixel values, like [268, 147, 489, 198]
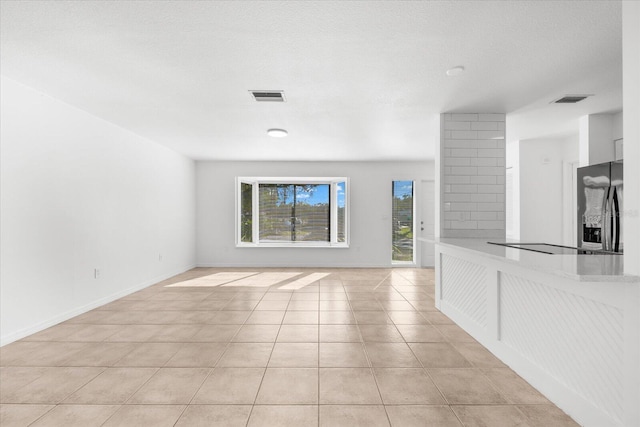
[419, 180, 435, 267]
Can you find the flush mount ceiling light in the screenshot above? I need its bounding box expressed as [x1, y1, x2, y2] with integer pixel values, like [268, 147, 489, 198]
[446, 66, 465, 76]
[267, 128, 288, 138]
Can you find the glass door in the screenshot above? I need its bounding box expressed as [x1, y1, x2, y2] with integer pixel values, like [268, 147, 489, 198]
[392, 180, 415, 263]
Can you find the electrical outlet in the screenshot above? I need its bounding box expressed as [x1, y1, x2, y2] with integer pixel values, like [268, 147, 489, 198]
[94, 269, 100, 279]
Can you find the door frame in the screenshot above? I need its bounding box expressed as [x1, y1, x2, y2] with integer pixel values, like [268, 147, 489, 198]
[418, 179, 436, 268]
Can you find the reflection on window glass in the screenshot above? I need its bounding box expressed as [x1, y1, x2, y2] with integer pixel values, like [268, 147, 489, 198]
[259, 184, 330, 242]
[392, 181, 414, 262]
[240, 183, 253, 243]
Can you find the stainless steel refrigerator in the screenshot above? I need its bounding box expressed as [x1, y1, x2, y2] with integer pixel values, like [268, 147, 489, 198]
[577, 160, 623, 252]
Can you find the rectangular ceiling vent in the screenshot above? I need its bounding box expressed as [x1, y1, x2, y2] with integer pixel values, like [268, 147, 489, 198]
[250, 90, 286, 102]
[552, 94, 592, 104]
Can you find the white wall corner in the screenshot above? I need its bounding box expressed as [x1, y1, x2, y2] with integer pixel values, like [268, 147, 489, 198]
[506, 140, 520, 241]
[435, 115, 443, 240]
[612, 110, 624, 141]
[579, 114, 616, 166]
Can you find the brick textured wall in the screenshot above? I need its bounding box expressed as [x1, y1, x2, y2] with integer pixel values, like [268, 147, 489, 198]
[440, 113, 506, 238]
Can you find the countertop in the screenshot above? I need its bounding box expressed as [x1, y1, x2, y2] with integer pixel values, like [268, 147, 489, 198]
[437, 238, 640, 283]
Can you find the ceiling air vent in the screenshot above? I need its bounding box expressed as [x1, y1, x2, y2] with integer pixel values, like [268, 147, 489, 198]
[552, 94, 592, 104]
[250, 90, 286, 102]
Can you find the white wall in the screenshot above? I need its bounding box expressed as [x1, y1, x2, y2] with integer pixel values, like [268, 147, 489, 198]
[612, 111, 623, 141]
[0, 76, 196, 345]
[519, 134, 578, 244]
[196, 161, 433, 267]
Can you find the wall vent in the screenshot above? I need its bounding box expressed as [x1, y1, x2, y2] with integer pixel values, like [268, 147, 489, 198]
[250, 90, 286, 102]
[552, 94, 592, 104]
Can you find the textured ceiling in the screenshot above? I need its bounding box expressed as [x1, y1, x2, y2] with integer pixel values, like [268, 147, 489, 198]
[0, 1, 622, 161]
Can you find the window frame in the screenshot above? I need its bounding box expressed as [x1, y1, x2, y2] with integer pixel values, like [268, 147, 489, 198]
[236, 177, 349, 248]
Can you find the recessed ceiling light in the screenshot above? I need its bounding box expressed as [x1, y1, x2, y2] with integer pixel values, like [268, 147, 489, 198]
[446, 66, 465, 76]
[267, 128, 288, 138]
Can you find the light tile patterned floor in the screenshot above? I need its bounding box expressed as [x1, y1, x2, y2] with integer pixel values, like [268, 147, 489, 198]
[0, 268, 579, 426]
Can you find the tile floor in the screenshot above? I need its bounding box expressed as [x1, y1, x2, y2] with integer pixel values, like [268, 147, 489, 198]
[0, 268, 579, 426]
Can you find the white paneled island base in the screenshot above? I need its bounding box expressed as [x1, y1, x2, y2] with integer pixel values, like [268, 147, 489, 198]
[435, 239, 640, 427]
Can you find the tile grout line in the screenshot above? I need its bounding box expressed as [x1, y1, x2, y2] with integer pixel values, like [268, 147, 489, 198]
[133, 276, 263, 426]
[387, 270, 431, 426]
[171, 287, 242, 427]
[403, 270, 476, 426]
[243, 282, 291, 425]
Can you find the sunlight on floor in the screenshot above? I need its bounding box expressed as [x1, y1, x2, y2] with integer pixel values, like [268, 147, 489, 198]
[165, 272, 258, 287]
[165, 271, 334, 290]
[221, 272, 303, 288]
[277, 272, 331, 290]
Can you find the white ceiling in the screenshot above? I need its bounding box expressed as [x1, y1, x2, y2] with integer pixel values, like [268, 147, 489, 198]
[0, 1, 622, 161]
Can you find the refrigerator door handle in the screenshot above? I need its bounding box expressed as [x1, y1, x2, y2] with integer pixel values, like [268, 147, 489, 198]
[613, 187, 620, 252]
[601, 187, 610, 251]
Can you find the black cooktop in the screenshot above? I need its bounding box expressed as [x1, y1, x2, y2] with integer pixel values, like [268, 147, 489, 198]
[487, 242, 622, 255]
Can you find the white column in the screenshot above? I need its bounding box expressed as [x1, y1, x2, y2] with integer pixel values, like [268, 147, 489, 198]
[622, 3, 640, 426]
[623, 1, 640, 277]
[505, 140, 520, 241]
[440, 113, 506, 239]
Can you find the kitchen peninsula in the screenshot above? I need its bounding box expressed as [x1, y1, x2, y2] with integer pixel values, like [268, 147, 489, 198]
[435, 239, 639, 427]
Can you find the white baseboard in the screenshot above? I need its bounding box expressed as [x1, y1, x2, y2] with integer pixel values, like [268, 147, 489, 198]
[0, 264, 195, 347]
[194, 263, 416, 269]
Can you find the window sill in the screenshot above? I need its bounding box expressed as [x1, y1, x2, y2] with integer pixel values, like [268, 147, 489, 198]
[236, 242, 349, 248]
[391, 260, 416, 266]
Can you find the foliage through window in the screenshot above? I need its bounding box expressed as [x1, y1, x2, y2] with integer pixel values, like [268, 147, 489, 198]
[392, 180, 414, 262]
[237, 178, 348, 247]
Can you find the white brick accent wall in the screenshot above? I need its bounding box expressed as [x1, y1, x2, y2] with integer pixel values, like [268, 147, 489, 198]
[441, 113, 506, 238]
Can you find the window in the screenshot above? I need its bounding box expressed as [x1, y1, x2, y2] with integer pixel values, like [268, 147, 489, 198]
[237, 177, 348, 247]
[392, 180, 414, 263]
[240, 182, 253, 243]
